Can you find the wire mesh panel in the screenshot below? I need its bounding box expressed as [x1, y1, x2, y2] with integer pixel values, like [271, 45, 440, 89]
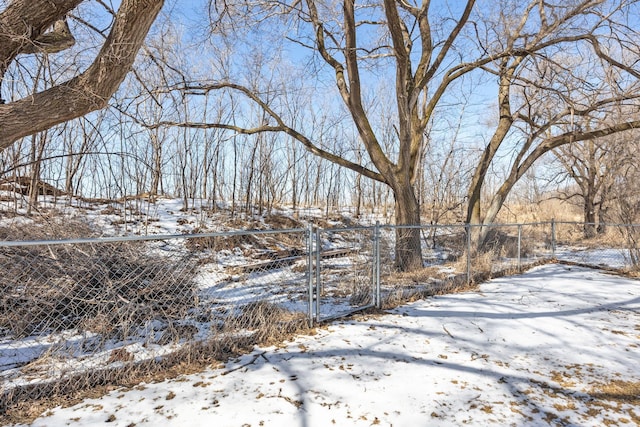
[616, 224, 640, 271]
[377, 225, 468, 306]
[0, 227, 310, 413]
[521, 222, 554, 259]
[554, 221, 591, 246]
[314, 227, 375, 321]
[189, 229, 310, 339]
[420, 224, 467, 267]
[0, 237, 199, 408]
[553, 222, 640, 271]
[2, 218, 638, 416]
[470, 224, 523, 274]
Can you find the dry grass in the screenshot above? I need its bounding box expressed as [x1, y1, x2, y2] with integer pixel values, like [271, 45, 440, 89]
[449, 248, 500, 278]
[184, 223, 305, 259]
[384, 265, 454, 286]
[481, 228, 534, 258]
[0, 218, 201, 420]
[529, 375, 640, 425]
[0, 219, 198, 339]
[226, 301, 309, 344]
[263, 214, 302, 230]
[589, 380, 640, 405]
[349, 282, 374, 306]
[184, 229, 263, 252]
[381, 265, 479, 310]
[3, 202, 633, 424]
[0, 216, 316, 420]
[496, 200, 582, 223]
[0, 334, 259, 425]
[1, 300, 312, 424]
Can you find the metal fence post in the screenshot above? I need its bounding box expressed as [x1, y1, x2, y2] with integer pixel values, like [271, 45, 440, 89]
[374, 221, 381, 308]
[551, 218, 556, 258]
[517, 224, 522, 272]
[315, 227, 322, 323]
[371, 225, 376, 302]
[466, 223, 472, 285]
[307, 225, 314, 326]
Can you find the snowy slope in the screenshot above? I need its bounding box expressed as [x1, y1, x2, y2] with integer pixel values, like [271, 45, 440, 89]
[17, 263, 640, 427]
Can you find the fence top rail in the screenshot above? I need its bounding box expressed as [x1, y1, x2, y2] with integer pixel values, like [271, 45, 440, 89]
[552, 221, 640, 227]
[4, 220, 640, 247]
[379, 224, 464, 230]
[468, 222, 547, 228]
[381, 222, 546, 229]
[0, 227, 307, 247]
[319, 225, 376, 233]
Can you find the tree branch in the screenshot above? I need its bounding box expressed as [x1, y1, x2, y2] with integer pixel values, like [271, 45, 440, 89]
[0, 0, 83, 82]
[0, 0, 164, 150]
[141, 82, 387, 184]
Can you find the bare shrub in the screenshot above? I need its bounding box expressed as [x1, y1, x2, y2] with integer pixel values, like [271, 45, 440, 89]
[263, 214, 302, 230]
[348, 282, 373, 306]
[382, 288, 424, 308]
[450, 247, 503, 280]
[615, 225, 640, 271]
[481, 229, 532, 258]
[609, 183, 640, 269]
[184, 226, 304, 258]
[425, 230, 466, 256]
[0, 219, 198, 339]
[472, 248, 500, 273]
[184, 229, 262, 252]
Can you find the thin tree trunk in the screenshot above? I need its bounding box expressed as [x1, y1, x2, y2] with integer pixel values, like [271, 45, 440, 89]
[28, 131, 47, 214]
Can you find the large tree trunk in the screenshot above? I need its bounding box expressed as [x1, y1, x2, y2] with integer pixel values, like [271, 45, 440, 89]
[393, 183, 423, 271]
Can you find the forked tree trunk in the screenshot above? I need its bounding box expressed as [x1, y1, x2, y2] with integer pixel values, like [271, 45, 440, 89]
[393, 184, 423, 271]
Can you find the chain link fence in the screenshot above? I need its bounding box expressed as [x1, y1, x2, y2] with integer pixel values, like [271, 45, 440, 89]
[311, 227, 376, 322]
[553, 221, 640, 270]
[377, 225, 467, 306]
[1, 219, 638, 417]
[0, 224, 311, 416]
[468, 222, 553, 275]
[374, 221, 638, 307]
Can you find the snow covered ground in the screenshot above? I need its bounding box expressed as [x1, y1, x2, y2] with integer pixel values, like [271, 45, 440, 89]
[555, 246, 633, 270]
[17, 263, 640, 427]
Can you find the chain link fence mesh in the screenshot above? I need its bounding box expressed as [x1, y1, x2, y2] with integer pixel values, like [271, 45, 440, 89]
[553, 222, 640, 271]
[1, 219, 638, 418]
[313, 227, 375, 321]
[0, 223, 311, 415]
[470, 223, 550, 275]
[377, 225, 469, 307]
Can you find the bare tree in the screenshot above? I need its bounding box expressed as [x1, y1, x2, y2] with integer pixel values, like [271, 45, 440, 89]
[0, 0, 164, 150]
[465, 1, 640, 243]
[95, 0, 640, 270]
[62, 115, 106, 198]
[554, 133, 627, 237]
[147, 0, 479, 270]
[460, 1, 640, 247]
